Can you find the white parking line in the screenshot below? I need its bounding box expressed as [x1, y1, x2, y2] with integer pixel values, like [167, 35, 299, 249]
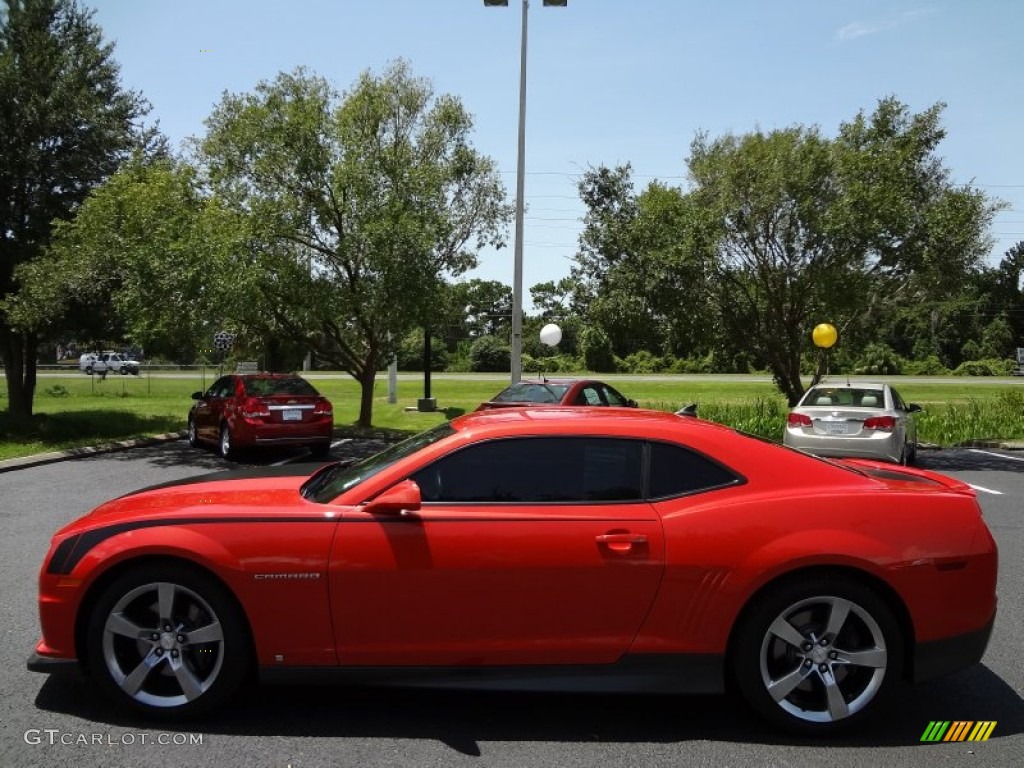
[968, 484, 1003, 496]
[272, 438, 354, 466]
[968, 448, 1024, 463]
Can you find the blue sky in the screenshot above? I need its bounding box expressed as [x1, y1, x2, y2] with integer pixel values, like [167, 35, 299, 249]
[90, 0, 1024, 302]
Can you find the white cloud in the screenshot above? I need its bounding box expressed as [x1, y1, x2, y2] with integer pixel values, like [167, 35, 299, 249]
[837, 7, 936, 42]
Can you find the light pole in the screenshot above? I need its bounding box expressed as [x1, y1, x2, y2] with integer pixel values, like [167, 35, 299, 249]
[485, 0, 567, 383]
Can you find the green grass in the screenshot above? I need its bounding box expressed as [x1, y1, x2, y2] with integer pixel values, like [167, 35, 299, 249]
[1, 372, 1022, 460]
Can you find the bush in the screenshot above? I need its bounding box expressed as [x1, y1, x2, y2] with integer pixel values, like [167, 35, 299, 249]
[469, 335, 510, 373]
[579, 326, 615, 373]
[621, 350, 665, 374]
[903, 355, 949, 376]
[952, 358, 1015, 377]
[853, 343, 902, 376]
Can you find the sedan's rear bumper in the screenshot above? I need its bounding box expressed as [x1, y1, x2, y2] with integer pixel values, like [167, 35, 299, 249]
[784, 429, 902, 463]
[912, 611, 996, 682]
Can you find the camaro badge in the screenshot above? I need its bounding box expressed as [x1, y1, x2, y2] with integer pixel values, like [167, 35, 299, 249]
[253, 573, 321, 581]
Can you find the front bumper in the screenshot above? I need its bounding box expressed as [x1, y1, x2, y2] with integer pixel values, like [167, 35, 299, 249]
[27, 650, 80, 676]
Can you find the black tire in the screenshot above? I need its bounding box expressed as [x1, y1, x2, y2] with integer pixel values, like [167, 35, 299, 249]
[187, 417, 199, 448]
[905, 441, 917, 466]
[308, 442, 331, 459]
[85, 563, 251, 720]
[85, 366, 93, 375]
[731, 574, 904, 735]
[121, 367, 129, 376]
[218, 424, 234, 460]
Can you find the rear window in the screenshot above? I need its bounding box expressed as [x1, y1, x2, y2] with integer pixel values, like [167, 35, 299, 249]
[803, 387, 884, 408]
[243, 376, 319, 397]
[491, 382, 568, 403]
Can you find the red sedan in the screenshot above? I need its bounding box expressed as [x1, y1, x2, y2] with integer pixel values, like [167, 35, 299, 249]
[29, 408, 996, 734]
[187, 373, 333, 459]
[476, 378, 638, 409]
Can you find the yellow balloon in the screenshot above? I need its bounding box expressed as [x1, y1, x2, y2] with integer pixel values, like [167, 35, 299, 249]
[812, 323, 838, 349]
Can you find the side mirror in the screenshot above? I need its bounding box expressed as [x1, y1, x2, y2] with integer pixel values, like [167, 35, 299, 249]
[364, 480, 422, 515]
[191, 391, 204, 400]
[676, 403, 698, 417]
[626, 399, 638, 408]
[908, 403, 922, 414]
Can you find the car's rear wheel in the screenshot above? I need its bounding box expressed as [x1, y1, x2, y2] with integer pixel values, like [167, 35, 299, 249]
[308, 442, 331, 459]
[85, 564, 250, 719]
[219, 424, 234, 460]
[731, 575, 903, 735]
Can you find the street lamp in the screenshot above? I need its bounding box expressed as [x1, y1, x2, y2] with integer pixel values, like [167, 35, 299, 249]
[485, 0, 567, 383]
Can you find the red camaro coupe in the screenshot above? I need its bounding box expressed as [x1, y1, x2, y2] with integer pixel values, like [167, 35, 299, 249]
[29, 408, 997, 734]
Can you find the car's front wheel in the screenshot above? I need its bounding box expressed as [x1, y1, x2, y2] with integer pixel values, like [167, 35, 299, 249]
[187, 417, 199, 448]
[85, 564, 250, 719]
[121, 367, 129, 376]
[731, 575, 903, 734]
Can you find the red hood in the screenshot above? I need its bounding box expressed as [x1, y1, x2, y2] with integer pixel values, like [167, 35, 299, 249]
[69, 466, 321, 530]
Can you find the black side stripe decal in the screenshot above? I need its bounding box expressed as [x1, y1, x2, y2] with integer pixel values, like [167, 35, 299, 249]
[46, 516, 334, 576]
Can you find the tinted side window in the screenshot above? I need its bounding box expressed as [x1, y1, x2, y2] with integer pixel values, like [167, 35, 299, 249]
[601, 385, 628, 406]
[207, 377, 233, 398]
[648, 441, 739, 498]
[412, 438, 643, 503]
[890, 387, 906, 410]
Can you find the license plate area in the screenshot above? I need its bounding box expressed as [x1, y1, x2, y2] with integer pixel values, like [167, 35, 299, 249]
[823, 422, 848, 435]
[282, 409, 303, 422]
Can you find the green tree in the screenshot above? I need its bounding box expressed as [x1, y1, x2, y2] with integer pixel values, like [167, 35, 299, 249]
[10, 158, 237, 362]
[0, 0, 152, 419]
[570, 166, 716, 359]
[689, 98, 1001, 404]
[198, 62, 511, 427]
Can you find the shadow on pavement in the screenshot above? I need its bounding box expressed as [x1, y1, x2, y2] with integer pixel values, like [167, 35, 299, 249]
[916, 448, 1024, 474]
[33, 664, 1024, 754]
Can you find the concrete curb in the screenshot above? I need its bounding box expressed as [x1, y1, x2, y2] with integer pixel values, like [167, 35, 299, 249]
[0, 432, 186, 474]
[959, 440, 1024, 451]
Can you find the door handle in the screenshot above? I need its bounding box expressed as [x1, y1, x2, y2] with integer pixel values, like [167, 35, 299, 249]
[596, 533, 648, 553]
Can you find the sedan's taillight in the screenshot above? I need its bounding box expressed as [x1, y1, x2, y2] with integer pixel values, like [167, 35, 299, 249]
[787, 413, 812, 427]
[313, 399, 333, 417]
[863, 415, 896, 431]
[240, 397, 271, 420]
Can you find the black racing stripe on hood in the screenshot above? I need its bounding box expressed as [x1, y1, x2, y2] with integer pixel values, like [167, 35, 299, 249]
[45, 515, 335, 576]
[119, 462, 331, 499]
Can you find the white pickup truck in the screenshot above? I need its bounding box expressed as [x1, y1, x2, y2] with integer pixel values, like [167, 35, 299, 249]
[79, 352, 141, 376]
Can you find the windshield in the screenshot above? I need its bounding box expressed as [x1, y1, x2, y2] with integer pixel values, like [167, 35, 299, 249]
[491, 382, 569, 404]
[302, 421, 456, 503]
[243, 376, 319, 397]
[802, 387, 885, 408]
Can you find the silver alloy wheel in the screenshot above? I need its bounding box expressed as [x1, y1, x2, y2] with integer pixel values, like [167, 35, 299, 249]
[219, 425, 231, 458]
[758, 595, 888, 723]
[101, 581, 225, 709]
[187, 418, 197, 447]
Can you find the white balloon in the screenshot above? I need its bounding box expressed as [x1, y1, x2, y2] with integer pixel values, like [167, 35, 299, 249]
[539, 323, 562, 347]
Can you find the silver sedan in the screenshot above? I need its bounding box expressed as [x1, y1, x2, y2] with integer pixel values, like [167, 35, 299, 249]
[782, 382, 921, 464]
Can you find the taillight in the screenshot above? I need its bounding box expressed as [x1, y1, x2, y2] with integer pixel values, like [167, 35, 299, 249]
[787, 413, 812, 427]
[863, 415, 896, 431]
[313, 399, 333, 417]
[240, 397, 271, 420]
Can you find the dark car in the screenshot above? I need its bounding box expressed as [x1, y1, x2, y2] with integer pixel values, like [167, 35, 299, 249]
[477, 378, 638, 410]
[188, 373, 333, 459]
